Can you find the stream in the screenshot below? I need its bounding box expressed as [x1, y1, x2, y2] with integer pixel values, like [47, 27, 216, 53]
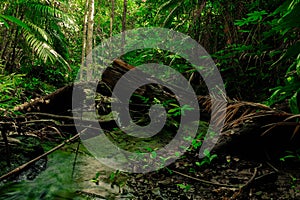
[0, 143, 134, 199]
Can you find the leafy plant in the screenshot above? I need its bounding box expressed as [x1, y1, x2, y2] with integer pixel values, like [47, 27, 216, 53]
[0, 0, 71, 70]
[280, 149, 300, 162]
[0, 73, 25, 110]
[168, 103, 194, 117]
[289, 92, 300, 114]
[177, 183, 191, 192]
[195, 149, 217, 167]
[90, 172, 100, 185]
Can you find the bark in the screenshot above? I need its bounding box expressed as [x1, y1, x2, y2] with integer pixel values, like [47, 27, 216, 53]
[122, 0, 127, 33]
[86, 0, 94, 56]
[86, 0, 94, 79]
[121, 0, 127, 54]
[80, 0, 89, 80]
[13, 59, 300, 158]
[14, 84, 84, 114]
[110, 0, 115, 38]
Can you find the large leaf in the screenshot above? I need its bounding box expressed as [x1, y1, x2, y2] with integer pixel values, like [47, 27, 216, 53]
[289, 91, 300, 114]
[0, 15, 31, 32]
[0, 15, 10, 29]
[26, 21, 52, 43]
[23, 29, 70, 69]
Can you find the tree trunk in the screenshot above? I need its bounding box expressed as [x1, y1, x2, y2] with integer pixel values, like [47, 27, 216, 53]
[86, 0, 94, 79]
[121, 0, 127, 54]
[110, 0, 115, 38]
[13, 59, 300, 158]
[80, 0, 89, 80]
[122, 0, 127, 33]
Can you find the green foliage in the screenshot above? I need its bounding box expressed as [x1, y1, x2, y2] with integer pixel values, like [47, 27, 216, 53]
[264, 0, 300, 110]
[290, 92, 300, 114]
[210, 0, 300, 105]
[0, 73, 25, 110]
[280, 149, 300, 162]
[195, 149, 217, 167]
[176, 183, 191, 192]
[235, 10, 268, 26]
[0, 1, 71, 70]
[168, 104, 194, 117]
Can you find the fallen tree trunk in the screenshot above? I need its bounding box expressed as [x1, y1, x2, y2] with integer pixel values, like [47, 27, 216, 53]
[14, 84, 84, 114]
[11, 59, 300, 158]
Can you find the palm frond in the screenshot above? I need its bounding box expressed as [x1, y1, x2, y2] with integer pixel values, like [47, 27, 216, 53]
[23, 2, 60, 18]
[23, 29, 70, 69]
[154, 0, 181, 24]
[26, 20, 52, 43]
[0, 15, 31, 32]
[163, 1, 183, 27]
[22, 2, 71, 23]
[0, 14, 10, 28]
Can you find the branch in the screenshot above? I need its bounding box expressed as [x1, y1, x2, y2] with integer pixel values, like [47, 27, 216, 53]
[0, 133, 79, 182]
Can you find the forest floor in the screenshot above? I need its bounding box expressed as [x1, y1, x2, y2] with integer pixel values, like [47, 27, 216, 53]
[1, 132, 300, 199]
[127, 149, 300, 200]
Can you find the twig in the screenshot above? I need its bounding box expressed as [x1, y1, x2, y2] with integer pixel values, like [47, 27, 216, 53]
[0, 133, 79, 182]
[43, 126, 65, 138]
[72, 140, 81, 179]
[240, 165, 259, 189]
[25, 112, 76, 120]
[173, 164, 260, 192]
[172, 170, 240, 188]
[21, 119, 61, 125]
[231, 165, 260, 199]
[266, 161, 279, 173]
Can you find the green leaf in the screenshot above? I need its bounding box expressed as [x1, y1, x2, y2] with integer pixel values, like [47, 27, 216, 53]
[168, 108, 179, 113]
[0, 15, 10, 28]
[289, 91, 300, 114]
[151, 151, 157, 159]
[0, 15, 31, 32]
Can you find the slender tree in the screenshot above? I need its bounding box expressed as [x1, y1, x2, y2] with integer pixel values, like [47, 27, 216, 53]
[80, 0, 89, 80]
[110, 0, 115, 38]
[121, 0, 127, 54]
[86, 0, 94, 57]
[122, 0, 127, 33]
[80, 0, 94, 80]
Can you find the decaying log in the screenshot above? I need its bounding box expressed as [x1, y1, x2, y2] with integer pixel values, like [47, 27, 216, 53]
[213, 107, 300, 158]
[11, 58, 300, 158]
[14, 84, 84, 114]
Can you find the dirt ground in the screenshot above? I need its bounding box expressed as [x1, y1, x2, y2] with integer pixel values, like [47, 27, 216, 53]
[127, 150, 300, 200]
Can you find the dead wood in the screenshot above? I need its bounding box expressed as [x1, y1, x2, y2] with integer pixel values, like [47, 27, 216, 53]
[10, 58, 300, 159]
[14, 84, 84, 114]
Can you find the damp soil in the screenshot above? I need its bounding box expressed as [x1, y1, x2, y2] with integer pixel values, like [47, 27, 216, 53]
[1, 134, 300, 199]
[127, 150, 300, 200]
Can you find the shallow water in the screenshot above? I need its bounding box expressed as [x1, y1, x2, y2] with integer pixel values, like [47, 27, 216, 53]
[0, 143, 133, 199]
